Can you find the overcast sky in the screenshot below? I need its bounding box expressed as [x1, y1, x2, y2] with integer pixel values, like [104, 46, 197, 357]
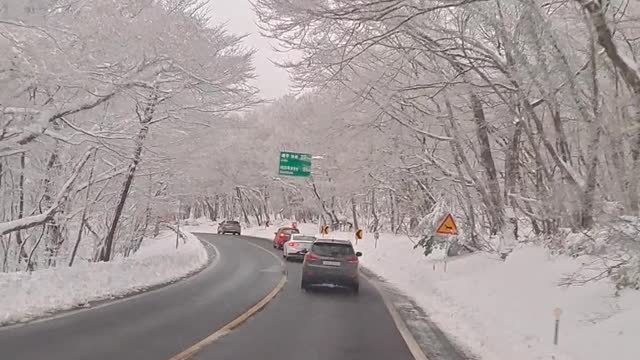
[207, 0, 292, 100]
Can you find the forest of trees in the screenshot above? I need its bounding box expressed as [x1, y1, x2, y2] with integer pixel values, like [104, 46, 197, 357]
[1, 0, 639, 288]
[0, 0, 257, 271]
[220, 0, 637, 287]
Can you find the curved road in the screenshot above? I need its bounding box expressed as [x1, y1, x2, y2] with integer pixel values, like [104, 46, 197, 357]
[0, 234, 415, 360]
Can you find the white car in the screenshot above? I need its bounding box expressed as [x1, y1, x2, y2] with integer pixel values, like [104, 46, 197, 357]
[283, 234, 316, 261]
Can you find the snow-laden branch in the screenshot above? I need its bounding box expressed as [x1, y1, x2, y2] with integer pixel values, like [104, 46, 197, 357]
[2, 107, 40, 115]
[74, 166, 128, 193]
[0, 149, 94, 236]
[1, 59, 169, 151]
[415, 153, 474, 186]
[363, 88, 452, 141]
[0, 149, 25, 158]
[576, 0, 640, 94]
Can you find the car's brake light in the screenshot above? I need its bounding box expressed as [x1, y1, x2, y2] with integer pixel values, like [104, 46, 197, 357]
[279, 233, 286, 239]
[346, 255, 359, 264]
[289, 241, 297, 247]
[305, 252, 319, 261]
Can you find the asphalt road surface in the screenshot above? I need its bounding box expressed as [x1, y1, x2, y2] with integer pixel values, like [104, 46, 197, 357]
[0, 234, 415, 360]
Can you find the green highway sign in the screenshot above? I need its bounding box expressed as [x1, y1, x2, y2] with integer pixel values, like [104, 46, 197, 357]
[278, 151, 311, 177]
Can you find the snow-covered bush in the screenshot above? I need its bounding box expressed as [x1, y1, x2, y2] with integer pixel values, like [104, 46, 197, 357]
[555, 217, 640, 289]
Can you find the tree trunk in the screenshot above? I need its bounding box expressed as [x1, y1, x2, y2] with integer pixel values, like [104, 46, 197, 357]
[176, 200, 181, 249]
[236, 187, 250, 225]
[15, 152, 28, 264]
[504, 119, 523, 203]
[351, 196, 359, 231]
[26, 225, 46, 272]
[214, 194, 220, 221]
[389, 190, 396, 233]
[310, 179, 336, 226]
[69, 150, 97, 266]
[630, 130, 640, 213]
[470, 93, 504, 234]
[230, 194, 237, 219]
[370, 189, 379, 232]
[330, 195, 339, 228]
[204, 197, 215, 221]
[134, 180, 153, 254]
[280, 187, 288, 219]
[577, 0, 640, 213]
[580, 33, 601, 230]
[249, 195, 263, 225]
[41, 148, 59, 265]
[263, 185, 271, 224]
[552, 110, 572, 164]
[100, 121, 151, 262]
[444, 97, 500, 234]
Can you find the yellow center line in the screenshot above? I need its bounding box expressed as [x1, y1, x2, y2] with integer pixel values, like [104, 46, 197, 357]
[166, 238, 287, 360]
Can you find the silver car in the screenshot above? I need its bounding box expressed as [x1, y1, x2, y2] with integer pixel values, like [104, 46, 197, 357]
[283, 234, 316, 261]
[217, 220, 241, 235]
[301, 239, 362, 293]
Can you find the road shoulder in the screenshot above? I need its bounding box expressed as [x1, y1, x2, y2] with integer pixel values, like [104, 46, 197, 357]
[360, 267, 476, 360]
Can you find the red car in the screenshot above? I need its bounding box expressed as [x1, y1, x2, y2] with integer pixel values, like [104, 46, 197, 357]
[273, 227, 300, 249]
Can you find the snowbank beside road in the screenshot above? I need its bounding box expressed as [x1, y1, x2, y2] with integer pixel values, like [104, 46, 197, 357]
[182, 218, 219, 234]
[244, 222, 639, 360]
[352, 232, 640, 360]
[0, 230, 208, 326]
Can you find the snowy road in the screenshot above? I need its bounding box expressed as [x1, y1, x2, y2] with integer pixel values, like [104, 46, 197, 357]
[0, 234, 414, 360]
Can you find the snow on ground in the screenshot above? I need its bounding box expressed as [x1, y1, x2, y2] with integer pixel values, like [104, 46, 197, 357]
[244, 221, 640, 360]
[354, 234, 640, 360]
[0, 230, 208, 326]
[182, 218, 219, 234]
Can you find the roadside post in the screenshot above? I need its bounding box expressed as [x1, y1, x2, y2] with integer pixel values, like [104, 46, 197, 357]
[435, 213, 458, 272]
[176, 199, 182, 249]
[374, 231, 380, 248]
[553, 308, 562, 346]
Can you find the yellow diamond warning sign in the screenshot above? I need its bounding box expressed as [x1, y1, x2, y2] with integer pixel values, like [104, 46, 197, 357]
[435, 213, 458, 235]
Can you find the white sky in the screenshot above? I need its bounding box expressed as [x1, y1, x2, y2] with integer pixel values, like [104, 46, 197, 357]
[207, 0, 292, 100]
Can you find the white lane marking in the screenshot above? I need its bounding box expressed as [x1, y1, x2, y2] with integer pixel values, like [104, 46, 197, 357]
[366, 274, 430, 360]
[0, 238, 220, 332]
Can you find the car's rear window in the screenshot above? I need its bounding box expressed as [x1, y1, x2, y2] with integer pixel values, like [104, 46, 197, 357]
[226, 221, 240, 225]
[312, 243, 354, 257]
[292, 235, 315, 242]
[281, 228, 300, 234]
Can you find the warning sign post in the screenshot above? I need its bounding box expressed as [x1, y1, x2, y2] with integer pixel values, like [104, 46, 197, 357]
[434, 213, 458, 273]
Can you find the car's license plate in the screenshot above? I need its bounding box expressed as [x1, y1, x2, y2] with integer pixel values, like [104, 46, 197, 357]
[323, 261, 341, 266]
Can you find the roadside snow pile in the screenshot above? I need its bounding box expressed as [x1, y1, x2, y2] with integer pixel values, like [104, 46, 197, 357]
[0, 230, 208, 326]
[182, 217, 219, 234]
[243, 225, 282, 239]
[351, 232, 640, 360]
[242, 219, 300, 239]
